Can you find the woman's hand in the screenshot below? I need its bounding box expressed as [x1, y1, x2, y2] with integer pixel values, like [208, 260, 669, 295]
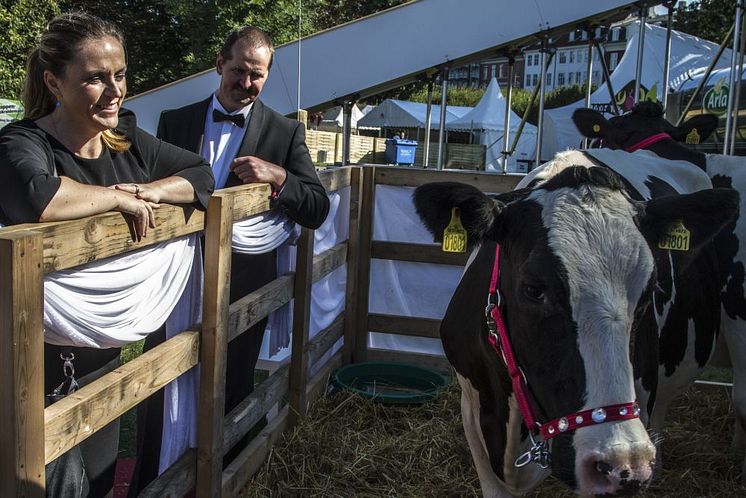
[114, 190, 159, 241]
[113, 182, 163, 204]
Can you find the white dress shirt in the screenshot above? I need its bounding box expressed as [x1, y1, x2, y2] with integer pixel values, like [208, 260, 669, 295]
[201, 95, 253, 189]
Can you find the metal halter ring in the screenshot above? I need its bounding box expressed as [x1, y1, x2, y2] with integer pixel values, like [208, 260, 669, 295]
[134, 184, 141, 195]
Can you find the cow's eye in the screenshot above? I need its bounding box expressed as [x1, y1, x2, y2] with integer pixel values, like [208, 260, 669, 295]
[523, 284, 544, 302]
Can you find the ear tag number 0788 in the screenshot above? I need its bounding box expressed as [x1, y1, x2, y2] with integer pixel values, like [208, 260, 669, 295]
[658, 220, 690, 251]
[442, 207, 467, 253]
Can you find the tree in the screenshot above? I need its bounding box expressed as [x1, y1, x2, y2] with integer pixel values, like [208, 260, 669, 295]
[0, 0, 60, 100]
[673, 0, 735, 46]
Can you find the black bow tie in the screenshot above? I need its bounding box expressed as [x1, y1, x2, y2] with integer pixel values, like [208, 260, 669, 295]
[212, 109, 245, 128]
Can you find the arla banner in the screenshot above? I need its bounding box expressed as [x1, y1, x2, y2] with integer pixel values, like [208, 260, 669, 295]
[702, 77, 729, 116]
[0, 99, 23, 129]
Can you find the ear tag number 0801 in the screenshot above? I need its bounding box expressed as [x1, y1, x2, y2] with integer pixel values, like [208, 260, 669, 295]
[442, 207, 467, 253]
[658, 220, 690, 251]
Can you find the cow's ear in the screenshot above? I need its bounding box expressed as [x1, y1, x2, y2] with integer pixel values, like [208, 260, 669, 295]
[668, 114, 719, 143]
[413, 182, 504, 246]
[572, 108, 621, 142]
[639, 188, 739, 254]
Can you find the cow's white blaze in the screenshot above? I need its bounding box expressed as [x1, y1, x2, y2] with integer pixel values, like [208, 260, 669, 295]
[530, 174, 656, 493]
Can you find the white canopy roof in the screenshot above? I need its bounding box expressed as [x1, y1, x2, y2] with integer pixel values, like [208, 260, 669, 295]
[544, 21, 733, 154]
[321, 105, 370, 128]
[356, 99, 473, 129]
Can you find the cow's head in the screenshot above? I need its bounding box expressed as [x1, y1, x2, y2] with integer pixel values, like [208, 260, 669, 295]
[571, 103, 718, 168]
[413, 171, 738, 496]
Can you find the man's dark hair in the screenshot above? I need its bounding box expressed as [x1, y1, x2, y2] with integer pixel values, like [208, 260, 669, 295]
[219, 26, 274, 69]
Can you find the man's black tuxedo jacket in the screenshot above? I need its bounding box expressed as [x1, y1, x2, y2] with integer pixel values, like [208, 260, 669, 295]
[157, 97, 329, 229]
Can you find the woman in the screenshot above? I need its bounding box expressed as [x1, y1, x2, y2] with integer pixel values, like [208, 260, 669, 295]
[0, 12, 214, 497]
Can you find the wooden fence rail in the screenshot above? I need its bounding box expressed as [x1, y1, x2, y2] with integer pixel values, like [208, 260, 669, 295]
[0, 163, 520, 497]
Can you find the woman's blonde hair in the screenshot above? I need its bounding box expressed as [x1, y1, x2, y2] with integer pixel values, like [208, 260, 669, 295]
[22, 12, 130, 153]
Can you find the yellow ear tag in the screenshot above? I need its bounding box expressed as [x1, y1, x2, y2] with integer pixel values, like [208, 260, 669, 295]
[658, 220, 690, 251]
[442, 207, 467, 253]
[685, 128, 701, 145]
[592, 124, 601, 133]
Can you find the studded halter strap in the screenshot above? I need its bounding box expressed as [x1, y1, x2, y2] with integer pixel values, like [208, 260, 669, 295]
[485, 244, 641, 468]
[625, 132, 672, 153]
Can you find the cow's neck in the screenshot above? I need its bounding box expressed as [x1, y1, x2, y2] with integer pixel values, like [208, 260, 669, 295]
[642, 139, 708, 171]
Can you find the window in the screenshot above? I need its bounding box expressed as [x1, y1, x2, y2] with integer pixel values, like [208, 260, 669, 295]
[532, 74, 538, 86]
[609, 52, 619, 70]
[612, 27, 620, 41]
[576, 72, 582, 84]
[499, 64, 504, 78]
[526, 55, 532, 66]
[546, 73, 553, 86]
[526, 74, 532, 87]
[492, 65, 497, 79]
[569, 51, 575, 64]
[558, 72, 565, 86]
[534, 54, 540, 66]
[568, 72, 574, 84]
[483, 66, 489, 79]
[559, 51, 566, 64]
[569, 31, 575, 42]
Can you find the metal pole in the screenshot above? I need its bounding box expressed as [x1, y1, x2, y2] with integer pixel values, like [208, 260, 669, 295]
[535, 41, 549, 170]
[724, 1, 744, 155]
[676, 22, 735, 126]
[424, 79, 434, 168]
[583, 31, 595, 148]
[509, 52, 554, 155]
[662, 2, 675, 116]
[595, 40, 622, 115]
[501, 57, 515, 172]
[437, 67, 449, 170]
[634, 6, 648, 105]
[342, 101, 352, 165]
[730, 2, 746, 155]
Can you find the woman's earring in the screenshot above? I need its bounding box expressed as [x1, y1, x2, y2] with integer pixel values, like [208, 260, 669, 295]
[55, 100, 61, 108]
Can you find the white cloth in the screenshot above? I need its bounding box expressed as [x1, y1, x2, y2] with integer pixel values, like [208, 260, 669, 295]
[40, 235, 203, 473]
[231, 210, 296, 255]
[43, 235, 198, 348]
[202, 95, 253, 189]
[159, 241, 203, 472]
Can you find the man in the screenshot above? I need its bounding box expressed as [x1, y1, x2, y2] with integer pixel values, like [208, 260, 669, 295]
[131, 26, 329, 492]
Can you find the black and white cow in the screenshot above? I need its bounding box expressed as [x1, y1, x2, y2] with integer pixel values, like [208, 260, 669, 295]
[573, 103, 746, 479]
[413, 150, 738, 496]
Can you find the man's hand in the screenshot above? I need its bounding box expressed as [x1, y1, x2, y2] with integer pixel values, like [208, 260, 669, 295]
[231, 156, 287, 190]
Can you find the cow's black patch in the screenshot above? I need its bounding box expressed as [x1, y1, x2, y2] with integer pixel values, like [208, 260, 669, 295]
[711, 174, 746, 321]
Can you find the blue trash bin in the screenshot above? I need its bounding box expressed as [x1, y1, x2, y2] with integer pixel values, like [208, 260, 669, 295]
[385, 138, 418, 165]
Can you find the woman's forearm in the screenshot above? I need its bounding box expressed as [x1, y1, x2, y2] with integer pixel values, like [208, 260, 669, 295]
[39, 177, 123, 222]
[145, 176, 196, 204]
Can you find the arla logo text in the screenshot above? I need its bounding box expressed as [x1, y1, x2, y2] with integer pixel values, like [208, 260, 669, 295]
[702, 77, 729, 116]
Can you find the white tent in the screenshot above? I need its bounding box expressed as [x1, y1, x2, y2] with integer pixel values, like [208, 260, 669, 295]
[447, 78, 550, 173]
[320, 104, 369, 129]
[356, 99, 472, 129]
[544, 21, 733, 154]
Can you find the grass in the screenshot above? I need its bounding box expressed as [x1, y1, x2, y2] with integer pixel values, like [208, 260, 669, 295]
[118, 340, 144, 458]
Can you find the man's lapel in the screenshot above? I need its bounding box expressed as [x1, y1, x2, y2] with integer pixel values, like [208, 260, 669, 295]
[187, 97, 211, 153]
[225, 99, 265, 187]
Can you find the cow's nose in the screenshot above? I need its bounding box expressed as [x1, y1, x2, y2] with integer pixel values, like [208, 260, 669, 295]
[581, 455, 654, 496]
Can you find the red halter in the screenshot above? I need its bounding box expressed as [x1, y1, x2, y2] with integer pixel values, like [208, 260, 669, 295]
[625, 132, 672, 153]
[486, 244, 641, 467]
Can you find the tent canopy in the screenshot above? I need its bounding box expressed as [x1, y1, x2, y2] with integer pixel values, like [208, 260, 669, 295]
[355, 99, 472, 129]
[544, 21, 733, 154]
[321, 104, 370, 128]
[447, 78, 525, 131]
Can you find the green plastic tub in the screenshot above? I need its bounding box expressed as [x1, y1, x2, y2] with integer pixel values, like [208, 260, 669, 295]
[331, 361, 449, 404]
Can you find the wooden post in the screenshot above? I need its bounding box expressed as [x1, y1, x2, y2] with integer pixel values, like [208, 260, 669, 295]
[343, 167, 362, 364]
[0, 232, 45, 497]
[197, 192, 234, 497]
[353, 166, 376, 363]
[288, 228, 315, 426]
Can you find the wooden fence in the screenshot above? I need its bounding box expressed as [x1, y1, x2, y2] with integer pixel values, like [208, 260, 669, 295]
[0, 165, 518, 496]
[306, 130, 485, 169]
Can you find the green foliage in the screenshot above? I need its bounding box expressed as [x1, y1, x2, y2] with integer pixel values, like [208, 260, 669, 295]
[674, 0, 734, 46]
[407, 85, 486, 107]
[509, 84, 593, 124]
[0, 0, 60, 100]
